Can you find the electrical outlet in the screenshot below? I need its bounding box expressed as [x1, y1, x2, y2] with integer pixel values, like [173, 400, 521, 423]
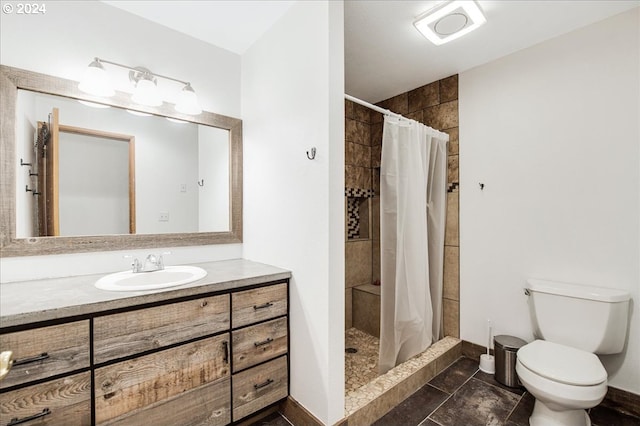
[159, 211, 169, 222]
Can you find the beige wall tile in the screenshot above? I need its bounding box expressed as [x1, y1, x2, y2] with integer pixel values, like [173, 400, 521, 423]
[345, 287, 353, 330]
[345, 99, 355, 119]
[345, 165, 372, 190]
[408, 81, 439, 112]
[439, 74, 458, 103]
[445, 192, 459, 246]
[423, 100, 458, 131]
[443, 246, 459, 300]
[447, 127, 459, 155]
[353, 102, 371, 123]
[378, 93, 409, 114]
[345, 118, 371, 145]
[346, 240, 373, 287]
[346, 142, 371, 168]
[407, 109, 423, 123]
[359, 198, 370, 239]
[443, 298, 460, 338]
[372, 239, 380, 283]
[371, 197, 380, 241]
[370, 109, 384, 124]
[447, 155, 459, 184]
[371, 122, 383, 146]
[353, 288, 380, 338]
[372, 144, 381, 169]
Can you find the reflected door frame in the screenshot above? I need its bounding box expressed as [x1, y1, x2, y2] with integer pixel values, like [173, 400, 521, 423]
[38, 109, 136, 236]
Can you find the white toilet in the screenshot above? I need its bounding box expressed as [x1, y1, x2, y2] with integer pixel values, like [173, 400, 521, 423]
[516, 279, 630, 426]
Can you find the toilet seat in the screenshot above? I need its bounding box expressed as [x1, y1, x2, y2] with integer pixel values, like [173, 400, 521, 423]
[517, 340, 607, 386]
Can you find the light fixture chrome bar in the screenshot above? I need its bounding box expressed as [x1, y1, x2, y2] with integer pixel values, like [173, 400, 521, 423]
[94, 57, 191, 86]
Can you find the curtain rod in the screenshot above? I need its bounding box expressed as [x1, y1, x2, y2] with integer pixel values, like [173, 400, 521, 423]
[344, 93, 449, 141]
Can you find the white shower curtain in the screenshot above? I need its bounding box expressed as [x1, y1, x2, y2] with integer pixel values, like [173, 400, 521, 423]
[379, 115, 448, 374]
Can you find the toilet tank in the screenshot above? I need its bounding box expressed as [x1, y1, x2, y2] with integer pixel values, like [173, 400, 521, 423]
[525, 279, 630, 354]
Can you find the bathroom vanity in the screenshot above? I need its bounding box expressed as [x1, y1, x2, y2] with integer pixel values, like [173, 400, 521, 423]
[0, 259, 290, 426]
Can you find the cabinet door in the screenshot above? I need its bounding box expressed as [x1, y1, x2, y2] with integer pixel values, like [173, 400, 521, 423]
[94, 294, 229, 364]
[94, 334, 231, 425]
[0, 321, 90, 389]
[0, 372, 91, 426]
[232, 317, 288, 373]
[232, 356, 288, 421]
[232, 283, 287, 328]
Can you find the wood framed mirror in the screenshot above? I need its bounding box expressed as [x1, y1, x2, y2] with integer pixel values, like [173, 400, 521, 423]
[1, 65, 243, 257]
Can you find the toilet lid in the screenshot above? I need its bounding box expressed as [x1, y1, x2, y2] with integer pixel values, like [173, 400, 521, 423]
[517, 340, 607, 386]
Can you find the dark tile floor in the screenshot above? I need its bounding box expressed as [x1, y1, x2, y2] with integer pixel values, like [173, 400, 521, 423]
[250, 357, 640, 426]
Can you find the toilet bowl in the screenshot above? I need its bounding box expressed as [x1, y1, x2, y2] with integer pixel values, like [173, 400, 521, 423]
[516, 340, 607, 426]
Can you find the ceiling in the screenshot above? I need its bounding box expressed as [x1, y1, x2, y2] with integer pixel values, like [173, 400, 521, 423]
[102, 1, 639, 103]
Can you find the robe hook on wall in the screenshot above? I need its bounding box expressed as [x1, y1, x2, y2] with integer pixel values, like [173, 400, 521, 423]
[197, 179, 204, 187]
[479, 183, 485, 190]
[306, 147, 316, 160]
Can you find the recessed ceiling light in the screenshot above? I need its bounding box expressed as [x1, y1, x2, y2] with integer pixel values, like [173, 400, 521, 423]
[414, 0, 486, 46]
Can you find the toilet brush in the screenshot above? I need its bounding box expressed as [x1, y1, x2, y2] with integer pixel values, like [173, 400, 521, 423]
[479, 320, 496, 374]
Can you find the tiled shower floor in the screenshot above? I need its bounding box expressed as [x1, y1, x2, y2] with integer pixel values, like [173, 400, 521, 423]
[345, 327, 380, 393]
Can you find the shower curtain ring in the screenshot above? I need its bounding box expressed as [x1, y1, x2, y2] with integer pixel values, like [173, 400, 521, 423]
[306, 147, 316, 160]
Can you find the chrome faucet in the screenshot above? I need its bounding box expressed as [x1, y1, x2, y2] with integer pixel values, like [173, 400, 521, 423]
[129, 253, 167, 273]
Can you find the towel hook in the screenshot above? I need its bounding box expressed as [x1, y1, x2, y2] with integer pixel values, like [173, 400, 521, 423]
[306, 147, 316, 160]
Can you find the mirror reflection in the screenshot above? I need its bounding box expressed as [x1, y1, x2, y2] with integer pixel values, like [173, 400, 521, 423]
[16, 90, 230, 238]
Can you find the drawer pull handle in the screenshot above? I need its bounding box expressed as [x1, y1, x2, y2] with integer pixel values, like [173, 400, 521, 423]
[254, 378, 274, 390]
[13, 352, 49, 366]
[253, 302, 273, 310]
[254, 337, 274, 347]
[8, 408, 51, 425]
[223, 341, 229, 364]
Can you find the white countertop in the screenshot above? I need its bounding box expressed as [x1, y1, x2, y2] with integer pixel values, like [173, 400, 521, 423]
[0, 259, 291, 328]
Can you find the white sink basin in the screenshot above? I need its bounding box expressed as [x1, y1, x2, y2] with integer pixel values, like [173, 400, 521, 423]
[95, 266, 207, 291]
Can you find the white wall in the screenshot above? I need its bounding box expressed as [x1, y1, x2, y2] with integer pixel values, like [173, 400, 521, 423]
[1, 1, 242, 281]
[460, 8, 639, 393]
[242, 1, 345, 424]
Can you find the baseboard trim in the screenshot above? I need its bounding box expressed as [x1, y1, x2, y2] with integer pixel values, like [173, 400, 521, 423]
[280, 396, 324, 426]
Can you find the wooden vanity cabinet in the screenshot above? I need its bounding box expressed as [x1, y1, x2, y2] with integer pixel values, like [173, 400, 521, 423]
[0, 279, 289, 426]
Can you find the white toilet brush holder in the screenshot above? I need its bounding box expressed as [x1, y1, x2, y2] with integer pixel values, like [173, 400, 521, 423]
[479, 353, 495, 374]
[479, 320, 496, 374]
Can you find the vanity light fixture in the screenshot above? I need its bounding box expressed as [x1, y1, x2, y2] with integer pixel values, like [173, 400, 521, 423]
[78, 57, 202, 115]
[414, 0, 486, 46]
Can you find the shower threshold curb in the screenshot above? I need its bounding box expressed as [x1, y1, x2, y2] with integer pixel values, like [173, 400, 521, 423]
[344, 336, 462, 425]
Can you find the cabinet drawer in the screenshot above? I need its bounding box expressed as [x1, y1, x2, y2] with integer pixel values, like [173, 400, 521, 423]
[0, 321, 90, 389]
[232, 283, 287, 328]
[232, 356, 288, 421]
[95, 334, 230, 424]
[97, 378, 231, 426]
[232, 317, 287, 373]
[94, 294, 229, 363]
[0, 371, 91, 426]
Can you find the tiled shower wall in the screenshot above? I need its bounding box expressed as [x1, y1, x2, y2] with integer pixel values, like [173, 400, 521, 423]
[345, 74, 460, 338]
